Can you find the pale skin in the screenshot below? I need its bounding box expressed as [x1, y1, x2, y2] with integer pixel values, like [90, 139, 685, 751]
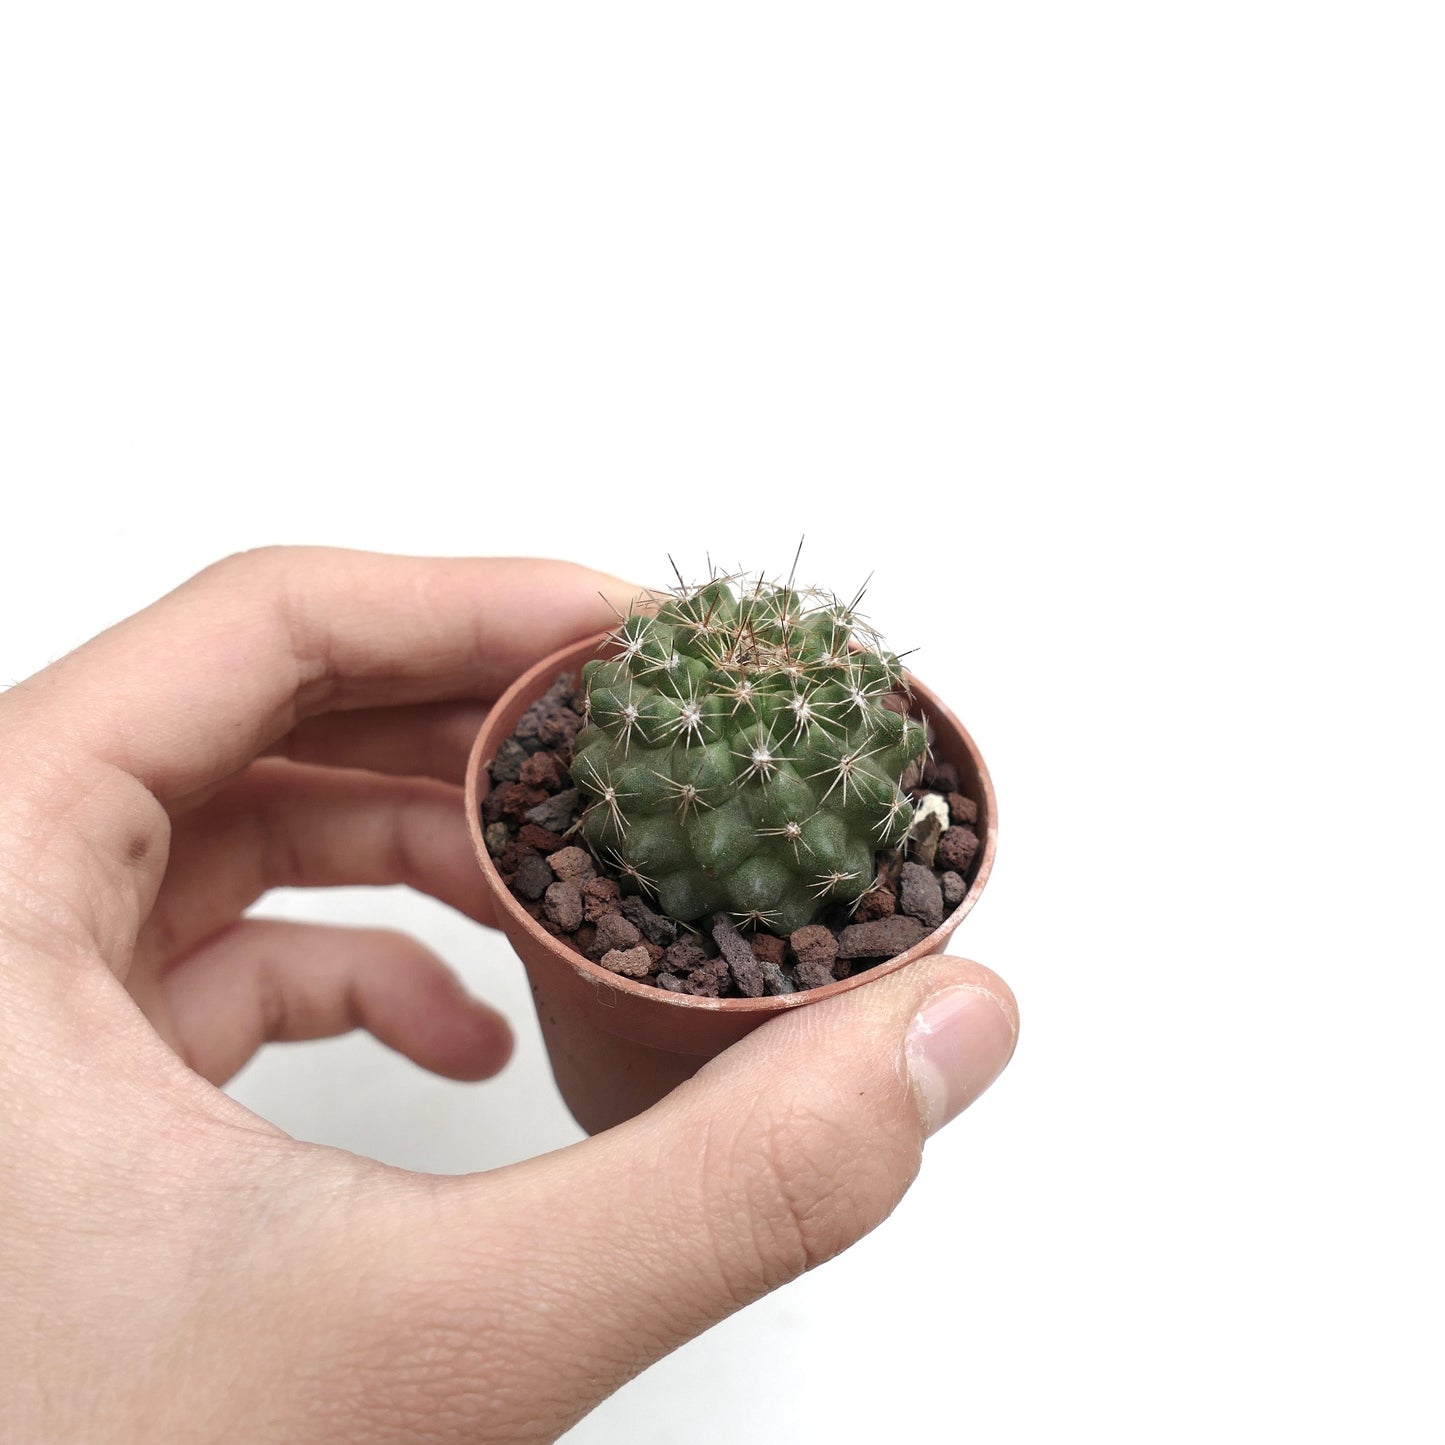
[0, 548, 1018, 1443]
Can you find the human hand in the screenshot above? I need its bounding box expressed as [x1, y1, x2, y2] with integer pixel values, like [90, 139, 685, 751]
[0, 548, 1018, 1443]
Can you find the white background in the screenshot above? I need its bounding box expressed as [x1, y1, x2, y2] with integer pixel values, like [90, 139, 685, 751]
[2, 4, 1440, 1441]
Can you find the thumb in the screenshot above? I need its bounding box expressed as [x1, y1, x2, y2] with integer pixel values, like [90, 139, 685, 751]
[322, 954, 1017, 1444]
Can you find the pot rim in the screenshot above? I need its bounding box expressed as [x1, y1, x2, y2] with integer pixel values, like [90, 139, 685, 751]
[464, 631, 997, 1016]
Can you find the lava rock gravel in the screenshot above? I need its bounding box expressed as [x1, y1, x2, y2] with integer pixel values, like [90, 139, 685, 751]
[483, 673, 984, 998]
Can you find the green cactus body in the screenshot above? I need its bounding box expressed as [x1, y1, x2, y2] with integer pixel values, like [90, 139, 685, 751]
[571, 575, 926, 934]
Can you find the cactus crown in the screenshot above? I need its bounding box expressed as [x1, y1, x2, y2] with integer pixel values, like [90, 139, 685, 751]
[571, 568, 926, 935]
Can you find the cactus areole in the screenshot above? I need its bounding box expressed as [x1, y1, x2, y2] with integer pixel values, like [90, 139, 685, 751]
[571, 572, 926, 935]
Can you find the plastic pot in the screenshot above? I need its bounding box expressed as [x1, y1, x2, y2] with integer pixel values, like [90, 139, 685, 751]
[464, 633, 996, 1134]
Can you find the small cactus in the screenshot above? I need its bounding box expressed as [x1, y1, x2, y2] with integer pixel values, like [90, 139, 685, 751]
[570, 568, 926, 934]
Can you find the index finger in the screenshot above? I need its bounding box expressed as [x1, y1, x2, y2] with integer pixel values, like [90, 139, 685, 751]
[7, 548, 638, 802]
[0, 548, 638, 968]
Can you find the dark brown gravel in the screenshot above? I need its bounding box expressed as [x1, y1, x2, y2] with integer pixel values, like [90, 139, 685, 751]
[662, 937, 710, 974]
[947, 793, 978, 827]
[525, 788, 581, 834]
[519, 751, 566, 791]
[837, 916, 930, 959]
[548, 846, 596, 883]
[483, 671, 985, 997]
[544, 880, 584, 931]
[498, 783, 547, 822]
[937, 826, 980, 873]
[751, 933, 787, 969]
[790, 925, 838, 970]
[517, 823, 564, 854]
[899, 863, 944, 930]
[512, 853, 554, 901]
[713, 914, 764, 997]
[600, 945, 652, 979]
[854, 886, 897, 921]
[676, 955, 730, 998]
[793, 956, 838, 991]
[922, 758, 960, 793]
[580, 877, 622, 922]
[593, 913, 643, 956]
[621, 895, 678, 947]
[490, 737, 529, 783]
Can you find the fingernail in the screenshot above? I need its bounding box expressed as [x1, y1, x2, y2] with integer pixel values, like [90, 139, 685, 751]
[906, 986, 1017, 1137]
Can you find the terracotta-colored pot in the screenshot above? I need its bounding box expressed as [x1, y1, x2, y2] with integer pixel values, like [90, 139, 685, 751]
[464, 633, 997, 1134]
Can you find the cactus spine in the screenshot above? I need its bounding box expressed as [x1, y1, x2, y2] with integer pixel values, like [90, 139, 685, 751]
[571, 570, 925, 934]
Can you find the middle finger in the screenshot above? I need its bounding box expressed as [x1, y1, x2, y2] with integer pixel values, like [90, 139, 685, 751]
[264, 700, 490, 785]
[133, 760, 494, 981]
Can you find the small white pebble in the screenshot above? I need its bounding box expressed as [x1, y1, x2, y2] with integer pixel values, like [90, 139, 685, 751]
[908, 794, 951, 838]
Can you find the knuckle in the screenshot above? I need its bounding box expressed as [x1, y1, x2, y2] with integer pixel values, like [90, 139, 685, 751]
[751, 1106, 857, 1279]
[195, 548, 339, 713]
[372, 926, 439, 973]
[719, 1096, 921, 1293]
[195, 544, 292, 587]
